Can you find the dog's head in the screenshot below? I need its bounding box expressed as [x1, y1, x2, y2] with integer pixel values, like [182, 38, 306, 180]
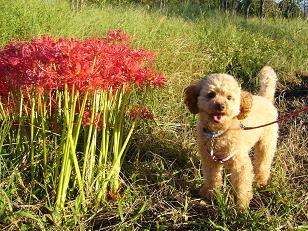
[184, 74, 252, 126]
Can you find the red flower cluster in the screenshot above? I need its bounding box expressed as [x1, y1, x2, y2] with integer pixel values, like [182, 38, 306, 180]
[0, 30, 165, 98]
[129, 105, 154, 120]
[82, 110, 102, 130]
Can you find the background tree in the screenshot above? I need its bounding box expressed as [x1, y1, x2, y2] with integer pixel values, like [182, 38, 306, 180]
[279, 0, 302, 17]
[298, 0, 308, 16]
[243, 0, 254, 17]
[259, 0, 265, 17]
[78, 0, 307, 18]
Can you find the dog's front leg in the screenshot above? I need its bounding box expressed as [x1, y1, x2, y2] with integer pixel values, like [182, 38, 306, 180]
[230, 155, 254, 209]
[199, 160, 223, 199]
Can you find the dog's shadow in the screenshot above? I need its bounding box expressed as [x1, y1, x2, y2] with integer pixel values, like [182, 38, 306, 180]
[123, 127, 201, 197]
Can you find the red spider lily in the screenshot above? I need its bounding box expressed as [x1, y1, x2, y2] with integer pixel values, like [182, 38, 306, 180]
[129, 105, 154, 120]
[0, 31, 166, 212]
[0, 30, 165, 98]
[82, 110, 92, 127]
[82, 110, 102, 130]
[105, 29, 129, 44]
[108, 191, 118, 201]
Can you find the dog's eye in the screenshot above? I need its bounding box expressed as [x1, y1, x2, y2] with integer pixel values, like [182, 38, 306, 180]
[207, 92, 216, 99]
[227, 95, 232, 100]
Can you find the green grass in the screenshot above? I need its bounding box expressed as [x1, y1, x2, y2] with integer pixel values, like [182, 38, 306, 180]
[0, 0, 307, 229]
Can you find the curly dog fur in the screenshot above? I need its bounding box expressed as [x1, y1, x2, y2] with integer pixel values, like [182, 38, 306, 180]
[184, 66, 279, 209]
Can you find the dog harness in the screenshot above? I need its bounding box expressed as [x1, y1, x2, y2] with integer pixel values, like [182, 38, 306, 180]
[203, 128, 234, 163]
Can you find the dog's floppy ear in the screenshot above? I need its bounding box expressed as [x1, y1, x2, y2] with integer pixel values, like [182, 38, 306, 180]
[237, 91, 252, 120]
[184, 81, 203, 114]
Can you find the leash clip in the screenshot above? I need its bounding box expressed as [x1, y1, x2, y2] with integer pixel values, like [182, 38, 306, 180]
[240, 123, 246, 129]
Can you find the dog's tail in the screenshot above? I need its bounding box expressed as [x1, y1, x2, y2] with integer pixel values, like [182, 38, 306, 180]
[259, 66, 277, 102]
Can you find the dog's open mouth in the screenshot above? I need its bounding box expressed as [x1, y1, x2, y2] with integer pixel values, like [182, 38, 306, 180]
[213, 113, 224, 123]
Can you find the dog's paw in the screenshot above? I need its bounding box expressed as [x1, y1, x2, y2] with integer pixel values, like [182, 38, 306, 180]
[237, 200, 251, 210]
[254, 175, 269, 187]
[236, 191, 253, 210]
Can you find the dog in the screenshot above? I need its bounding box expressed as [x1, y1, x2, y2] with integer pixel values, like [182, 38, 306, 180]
[184, 66, 278, 209]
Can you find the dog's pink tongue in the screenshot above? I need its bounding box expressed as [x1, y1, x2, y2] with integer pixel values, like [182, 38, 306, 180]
[213, 114, 223, 123]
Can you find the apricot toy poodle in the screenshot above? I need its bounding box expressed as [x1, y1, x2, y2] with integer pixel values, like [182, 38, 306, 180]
[184, 66, 278, 209]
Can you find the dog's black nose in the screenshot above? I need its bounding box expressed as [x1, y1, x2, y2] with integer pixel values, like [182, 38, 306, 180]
[216, 103, 225, 111]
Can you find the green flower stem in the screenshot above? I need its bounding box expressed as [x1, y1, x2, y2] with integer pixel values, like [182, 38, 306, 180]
[38, 93, 48, 179]
[56, 85, 83, 211]
[56, 87, 71, 210]
[54, 91, 64, 194]
[95, 92, 109, 204]
[81, 94, 96, 194]
[68, 127, 85, 209]
[110, 89, 132, 193]
[57, 135, 72, 210]
[107, 119, 136, 193]
[16, 92, 24, 158]
[88, 129, 97, 191]
[30, 89, 36, 182]
[73, 92, 88, 149]
[87, 94, 101, 190]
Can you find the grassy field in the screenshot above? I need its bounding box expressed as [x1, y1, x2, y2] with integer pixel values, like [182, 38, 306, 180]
[0, 0, 307, 230]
